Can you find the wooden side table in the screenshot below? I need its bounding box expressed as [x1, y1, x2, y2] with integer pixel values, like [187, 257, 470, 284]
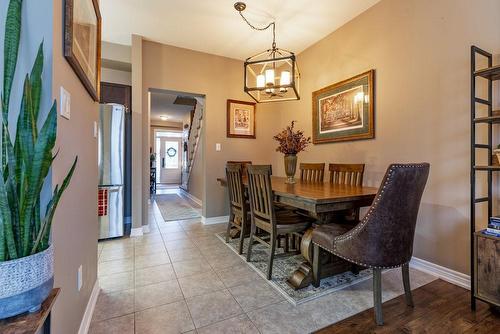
[475, 231, 500, 308]
[0, 288, 60, 334]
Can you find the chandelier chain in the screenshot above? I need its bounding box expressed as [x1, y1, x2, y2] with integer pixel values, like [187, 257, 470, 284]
[238, 11, 276, 49]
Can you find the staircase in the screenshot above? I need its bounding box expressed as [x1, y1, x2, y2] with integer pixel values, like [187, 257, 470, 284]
[180, 101, 203, 191]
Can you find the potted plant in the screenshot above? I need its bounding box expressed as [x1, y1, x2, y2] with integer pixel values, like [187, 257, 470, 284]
[0, 0, 77, 319]
[273, 121, 311, 184]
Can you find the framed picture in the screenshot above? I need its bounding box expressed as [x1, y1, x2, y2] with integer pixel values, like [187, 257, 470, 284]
[227, 99, 256, 139]
[64, 0, 102, 101]
[312, 70, 374, 144]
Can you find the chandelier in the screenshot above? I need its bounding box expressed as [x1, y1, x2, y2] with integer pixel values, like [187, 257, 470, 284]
[234, 2, 300, 103]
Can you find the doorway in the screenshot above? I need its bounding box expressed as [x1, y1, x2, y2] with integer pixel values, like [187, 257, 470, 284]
[155, 130, 183, 185]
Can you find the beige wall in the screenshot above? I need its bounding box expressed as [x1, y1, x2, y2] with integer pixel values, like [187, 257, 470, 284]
[101, 67, 131, 85]
[264, 0, 500, 274]
[102, 41, 131, 63]
[140, 41, 278, 218]
[51, 0, 99, 332]
[131, 35, 143, 228]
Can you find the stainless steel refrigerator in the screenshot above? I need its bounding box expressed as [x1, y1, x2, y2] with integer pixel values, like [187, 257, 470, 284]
[98, 104, 125, 239]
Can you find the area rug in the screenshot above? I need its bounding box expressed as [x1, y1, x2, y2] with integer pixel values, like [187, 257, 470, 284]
[215, 232, 373, 305]
[155, 194, 201, 221]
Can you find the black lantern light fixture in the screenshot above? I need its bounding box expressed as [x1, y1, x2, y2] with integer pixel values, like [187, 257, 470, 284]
[234, 2, 300, 103]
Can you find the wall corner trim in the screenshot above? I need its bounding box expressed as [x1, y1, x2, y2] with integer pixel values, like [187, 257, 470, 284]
[78, 279, 100, 334]
[180, 189, 203, 206]
[130, 227, 144, 237]
[410, 257, 470, 290]
[202, 215, 229, 225]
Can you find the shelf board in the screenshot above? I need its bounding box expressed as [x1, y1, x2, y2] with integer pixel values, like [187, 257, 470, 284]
[473, 165, 500, 171]
[474, 64, 500, 81]
[473, 114, 500, 123]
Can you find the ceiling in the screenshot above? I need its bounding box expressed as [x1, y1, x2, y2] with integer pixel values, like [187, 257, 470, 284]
[100, 0, 380, 60]
[150, 91, 194, 123]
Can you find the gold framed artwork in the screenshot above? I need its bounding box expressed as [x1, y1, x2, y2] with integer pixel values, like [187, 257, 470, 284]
[227, 99, 256, 139]
[312, 70, 374, 144]
[64, 0, 102, 101]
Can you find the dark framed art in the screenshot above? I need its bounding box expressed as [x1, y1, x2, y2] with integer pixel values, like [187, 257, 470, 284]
[312, 70, 375, 144]
[64, 0, 102, 101]
[227, 99, 256, 139]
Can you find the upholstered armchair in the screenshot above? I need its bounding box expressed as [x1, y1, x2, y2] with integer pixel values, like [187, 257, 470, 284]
[312, 163, 430, 325]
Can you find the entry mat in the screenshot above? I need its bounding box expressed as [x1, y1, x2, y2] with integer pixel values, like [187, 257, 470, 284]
[215, 232, 372, 305]
[155, 194, 201, 221]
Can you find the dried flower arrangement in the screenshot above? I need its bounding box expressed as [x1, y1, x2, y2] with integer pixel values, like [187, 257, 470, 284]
[273, 121, 311, 155]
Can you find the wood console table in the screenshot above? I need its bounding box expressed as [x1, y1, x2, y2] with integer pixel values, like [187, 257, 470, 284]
[217, 176, 378, 288]
[0, 288, 60, 334]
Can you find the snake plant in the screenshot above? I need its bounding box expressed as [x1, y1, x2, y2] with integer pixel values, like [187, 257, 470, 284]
[0, 0, 77, 261]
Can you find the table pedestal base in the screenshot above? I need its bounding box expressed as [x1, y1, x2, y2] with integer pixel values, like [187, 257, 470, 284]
[287, 227, 352, 290]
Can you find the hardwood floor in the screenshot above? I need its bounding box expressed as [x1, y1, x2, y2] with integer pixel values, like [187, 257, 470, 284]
[315, 279, 500, 334]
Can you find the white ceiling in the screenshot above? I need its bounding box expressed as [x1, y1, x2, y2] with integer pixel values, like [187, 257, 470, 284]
[100, 0, 380, 60]
[150, 91, 193, 123]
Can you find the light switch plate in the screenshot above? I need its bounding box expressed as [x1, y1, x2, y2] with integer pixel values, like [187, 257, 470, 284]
[215, 143, 221, 151]
[60, 86, 71, 119]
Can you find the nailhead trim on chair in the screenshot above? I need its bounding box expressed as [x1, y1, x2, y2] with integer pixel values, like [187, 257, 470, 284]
[312, 163, 427, 269]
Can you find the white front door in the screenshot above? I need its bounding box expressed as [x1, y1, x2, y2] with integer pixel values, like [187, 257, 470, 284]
[157, 137, 182, 184]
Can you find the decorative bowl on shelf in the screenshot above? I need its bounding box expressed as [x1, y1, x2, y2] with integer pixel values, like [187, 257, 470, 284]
[494, 149, 500, 165]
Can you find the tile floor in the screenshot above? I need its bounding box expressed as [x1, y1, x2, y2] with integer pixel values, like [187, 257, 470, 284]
[91, 189, 437, 334]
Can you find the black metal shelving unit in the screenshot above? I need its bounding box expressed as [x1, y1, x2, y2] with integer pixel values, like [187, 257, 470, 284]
[470, 45, 500, 310]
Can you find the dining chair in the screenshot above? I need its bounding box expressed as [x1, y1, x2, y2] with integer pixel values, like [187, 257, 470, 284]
[299, 163, 325, 182]
[227, 160, 252, 177]
[312, 163, 430, 325]
[246, 165, 312, 279]
[328, 163, 365, 186]
[225, 163, 251, 254]
[328, 163, 366, 223]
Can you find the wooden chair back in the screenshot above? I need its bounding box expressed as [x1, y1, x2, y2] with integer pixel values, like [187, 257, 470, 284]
[227, 161, 252, 176]
[299, 163, 325, 182]
[225, 163, 246, 214]
[328, 163, 365, 186]
[246, 165, 275, 231]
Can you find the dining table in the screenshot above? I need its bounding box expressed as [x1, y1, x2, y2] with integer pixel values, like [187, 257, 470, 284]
[217, 176, 378, 289]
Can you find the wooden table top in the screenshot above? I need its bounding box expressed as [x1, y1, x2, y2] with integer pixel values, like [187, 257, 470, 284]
[217, 176, 378, 204]
[0, 288, 60, 334]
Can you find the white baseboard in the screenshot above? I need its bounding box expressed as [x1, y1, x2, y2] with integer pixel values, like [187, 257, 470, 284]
[410, 257, 470, 290]
[180, 189, 202, 206]
[130, 227, 144, 237]
[142, 224, 151, 234]
[78, 279, 100, 334]
[202, 215, 229, 225]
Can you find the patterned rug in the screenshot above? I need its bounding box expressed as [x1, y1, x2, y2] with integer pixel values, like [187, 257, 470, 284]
[155, 194, 201, 221]
[215, 232, 373, 305]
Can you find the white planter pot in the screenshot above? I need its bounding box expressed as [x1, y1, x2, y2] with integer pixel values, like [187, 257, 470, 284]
[0, 245, 54, 319]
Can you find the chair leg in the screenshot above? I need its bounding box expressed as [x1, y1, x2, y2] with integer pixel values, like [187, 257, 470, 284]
[373, 268, 383, 326]
[351, 264, 360, 275]
[238, 223, 246, 255]
[267, 233, 277, 280]
[225, 212, 233, 243]
[402, 263, 414, 307]
[246, 223, 256, 262]
[312, 243, 321, 288]
[284, 234, 290, 253]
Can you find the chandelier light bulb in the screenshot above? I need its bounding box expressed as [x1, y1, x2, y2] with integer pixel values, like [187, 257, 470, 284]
[265, 69, 275, 86]
[280, 70, 291, 92]
[256, 74, 265, 88]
